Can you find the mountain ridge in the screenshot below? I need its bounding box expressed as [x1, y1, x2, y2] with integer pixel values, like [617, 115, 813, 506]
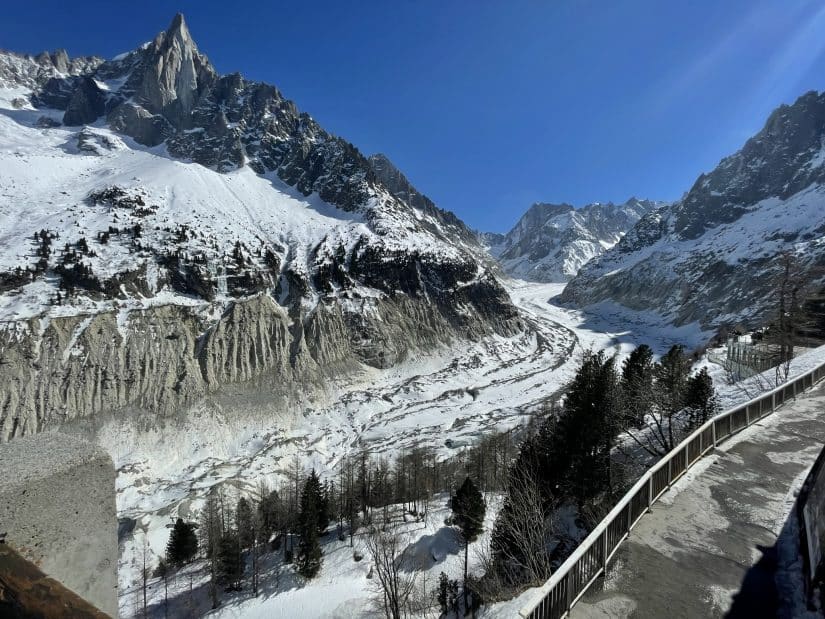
[561, 88, 825, 328]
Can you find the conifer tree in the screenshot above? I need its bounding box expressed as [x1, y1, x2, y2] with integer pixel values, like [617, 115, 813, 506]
[452, 475, 486, 605]
[620, 344, 655, 427]
[218, 530, 243, 590]
[654, 344, 691, 449]
[685, 367, 719, 427]
[559, 350, 620, 502]
[166, 518, 198, 567]
[296, 470, 325, 578]
[236, 497, 254, 550]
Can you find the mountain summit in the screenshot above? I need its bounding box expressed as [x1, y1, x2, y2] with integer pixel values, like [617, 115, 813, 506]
[0, 15, 520, 440]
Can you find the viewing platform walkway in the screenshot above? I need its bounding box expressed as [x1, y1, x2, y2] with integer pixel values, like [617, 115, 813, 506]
[571, 382, 825, 618]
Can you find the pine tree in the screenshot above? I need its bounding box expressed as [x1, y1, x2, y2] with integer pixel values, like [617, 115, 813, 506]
[559, 350, 620, 503]
[437, 571, 450, 614]
[296, 470, 325, 578]
[620, 344, 655, 427]
[685, 367, 719, 427]
[654, 344, 691, 449]
[236, 497, 254, 550]
[218, 530, 243, 590]
[452, 475, 486, 606]
[257, 487, 279, 539]
[200, 491, 222, 609]
[166, 518, 198, 567]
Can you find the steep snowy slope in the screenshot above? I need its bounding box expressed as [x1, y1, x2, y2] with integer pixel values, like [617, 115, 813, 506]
[562, 89, 825, 328]
[0, 15, 521, 441]
[485, 198, 660, 282]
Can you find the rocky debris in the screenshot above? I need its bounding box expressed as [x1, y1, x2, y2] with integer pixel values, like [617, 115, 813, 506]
[36, 115, 60, 128]
[76, 128, 125, 154]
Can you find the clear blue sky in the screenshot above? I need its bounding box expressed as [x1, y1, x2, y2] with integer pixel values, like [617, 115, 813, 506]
[4, 1, 825, 232]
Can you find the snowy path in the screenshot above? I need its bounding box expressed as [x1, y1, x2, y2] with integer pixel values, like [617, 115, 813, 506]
[570, 381, 825, 619]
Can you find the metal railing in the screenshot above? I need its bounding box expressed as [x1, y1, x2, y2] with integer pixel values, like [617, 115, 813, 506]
[519, 360, 825, 618]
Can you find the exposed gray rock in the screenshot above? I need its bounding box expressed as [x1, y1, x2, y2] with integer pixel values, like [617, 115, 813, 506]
[131, 13, 217, 129]
[107, 101, 174, 146]
[0, 48, 101, 91]
[0, 288, 517, 441]
[62, 76, 106, 126]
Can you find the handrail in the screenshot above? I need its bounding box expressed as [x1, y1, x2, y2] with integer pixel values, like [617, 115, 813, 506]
[519, 359, 825, 619]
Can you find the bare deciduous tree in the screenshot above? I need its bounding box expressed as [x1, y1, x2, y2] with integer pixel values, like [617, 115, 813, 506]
[366, 529, 417, 619]
[491, 468, 553, 587]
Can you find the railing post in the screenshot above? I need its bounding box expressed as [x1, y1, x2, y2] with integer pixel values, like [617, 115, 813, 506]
[647, 475, 653, 513]
[667, 457, 672, 487]
[745, 404, 750, 426]
[712, 420, 717, 447]
[602, 531, 608, 570]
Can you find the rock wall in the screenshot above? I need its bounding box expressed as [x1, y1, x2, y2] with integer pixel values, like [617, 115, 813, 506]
[0, 291, 519, 441]
[0, 432, 118, 616]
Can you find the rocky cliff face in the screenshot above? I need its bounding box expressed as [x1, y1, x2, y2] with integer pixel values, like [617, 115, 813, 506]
[562, 90, 825, 328]
[486, 198, 660, 282]
[0, 14, 520, 441]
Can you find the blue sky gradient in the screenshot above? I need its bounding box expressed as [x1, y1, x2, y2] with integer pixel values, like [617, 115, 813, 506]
[3, 0, 825, 231]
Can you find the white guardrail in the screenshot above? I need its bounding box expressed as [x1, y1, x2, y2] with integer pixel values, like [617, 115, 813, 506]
[519, 361, 825, 619]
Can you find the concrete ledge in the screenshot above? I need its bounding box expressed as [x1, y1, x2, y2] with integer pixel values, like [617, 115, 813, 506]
[0, 542, 111, 618]
[0, 432, 117, 616]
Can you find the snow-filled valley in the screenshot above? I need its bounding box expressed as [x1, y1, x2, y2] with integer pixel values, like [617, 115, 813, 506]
[4, 12, 825, 619]
[111, 279, 716, 617]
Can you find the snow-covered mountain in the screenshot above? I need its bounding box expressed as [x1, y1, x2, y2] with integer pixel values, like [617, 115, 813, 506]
[562, 89, 825, 328]
[484, 198, 660, 282]
[0, 14, 522, 441]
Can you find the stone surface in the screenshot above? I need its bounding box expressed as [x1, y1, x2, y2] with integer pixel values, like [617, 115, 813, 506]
[0, 544, 110, 618]
[63, 76, 106, 126]
[0, 432, 118, 616]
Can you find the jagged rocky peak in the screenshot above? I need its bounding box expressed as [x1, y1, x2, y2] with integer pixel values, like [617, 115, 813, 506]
[0, 14, 522, 440]
[0, 47, 102, 91]
[487, 197, 661, 282]
[135, 13, 216, 126]
[367, 152, 480, 245]
[561, 88, 825, 328]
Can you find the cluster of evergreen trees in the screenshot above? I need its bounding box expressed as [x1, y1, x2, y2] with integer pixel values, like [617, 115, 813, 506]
[152, 444, 503, 614]
[486, 344, 719, 595]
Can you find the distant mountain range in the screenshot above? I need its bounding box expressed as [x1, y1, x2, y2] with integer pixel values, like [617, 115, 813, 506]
[482, 198, 662, 282]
